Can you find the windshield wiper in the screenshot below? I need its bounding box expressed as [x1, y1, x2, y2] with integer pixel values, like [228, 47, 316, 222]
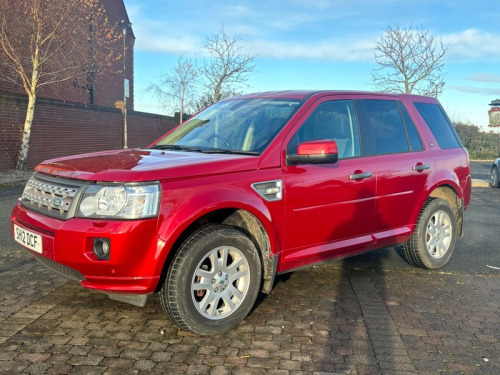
[151, 144, 258, 156]
[199, 148, 259, 156]
[150, 144, 203, 152]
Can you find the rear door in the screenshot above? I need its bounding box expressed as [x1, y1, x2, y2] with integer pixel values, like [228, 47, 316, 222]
[281, 97, 377, 270]
[356, 98, 435, 246]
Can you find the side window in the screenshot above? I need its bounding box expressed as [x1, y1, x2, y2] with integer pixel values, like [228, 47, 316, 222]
[363, 100, 409, 155]
[413, 102, 461, 149]
[287, 100, 361, 159]
[398, 102, 424, 151]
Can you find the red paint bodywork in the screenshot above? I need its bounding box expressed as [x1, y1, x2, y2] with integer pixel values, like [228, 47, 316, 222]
[11, 91, 471, 295]
[297, 139, 338, 156]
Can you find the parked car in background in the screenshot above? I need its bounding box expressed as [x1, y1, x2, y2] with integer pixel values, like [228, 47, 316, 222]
[490, 158, 500, 188]
[11, 90, 471, 335]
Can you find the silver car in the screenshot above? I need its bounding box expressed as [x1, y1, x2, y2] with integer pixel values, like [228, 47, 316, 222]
[491, 158, 500, 188]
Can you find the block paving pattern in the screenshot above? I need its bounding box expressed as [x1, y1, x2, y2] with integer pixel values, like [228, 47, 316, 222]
[0, 244, 499, 375]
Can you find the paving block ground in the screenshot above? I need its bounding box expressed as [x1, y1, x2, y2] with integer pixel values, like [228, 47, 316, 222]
[0, 248, 499, 374]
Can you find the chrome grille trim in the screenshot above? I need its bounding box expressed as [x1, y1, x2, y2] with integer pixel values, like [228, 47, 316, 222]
[252, 179, 283, 201]
[21, 173, 86, 219]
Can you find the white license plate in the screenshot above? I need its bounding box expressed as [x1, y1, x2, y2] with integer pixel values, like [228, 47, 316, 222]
[14, 224, 43, 254]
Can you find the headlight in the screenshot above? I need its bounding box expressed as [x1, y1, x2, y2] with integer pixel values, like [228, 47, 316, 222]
[76, 183, 160, 219]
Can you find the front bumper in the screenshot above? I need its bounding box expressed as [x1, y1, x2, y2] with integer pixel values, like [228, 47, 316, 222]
[11, 203, 166, 294]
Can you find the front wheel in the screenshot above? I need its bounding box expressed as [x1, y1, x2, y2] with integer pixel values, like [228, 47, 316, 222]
[490, 166, 499, 188]
[401, 198, 456, 269]
[160, 225, 262, 335]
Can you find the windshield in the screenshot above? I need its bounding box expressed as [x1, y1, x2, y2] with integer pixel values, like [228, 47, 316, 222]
[152, 98, 302, 154]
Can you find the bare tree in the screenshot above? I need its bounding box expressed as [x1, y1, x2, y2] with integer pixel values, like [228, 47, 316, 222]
[147, 56, 198, 124]
[200, 26, 255, 106]
[191, 89, 241, 113]
[0, 0, 119, 170]
[148, 27, 255, 115]
[372, 24, 447, 97]
[190, 92, 216, 113]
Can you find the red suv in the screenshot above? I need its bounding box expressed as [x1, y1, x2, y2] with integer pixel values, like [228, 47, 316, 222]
[11, 91, 471, 334]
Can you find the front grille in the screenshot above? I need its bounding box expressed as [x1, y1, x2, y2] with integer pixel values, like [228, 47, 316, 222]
[21, 173, 86, 219]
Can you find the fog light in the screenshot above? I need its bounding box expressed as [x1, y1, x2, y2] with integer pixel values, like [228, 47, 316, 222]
[93, 238, 111, 260]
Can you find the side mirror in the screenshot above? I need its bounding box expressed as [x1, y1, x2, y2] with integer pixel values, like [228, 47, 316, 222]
[288, 140, 339, 165]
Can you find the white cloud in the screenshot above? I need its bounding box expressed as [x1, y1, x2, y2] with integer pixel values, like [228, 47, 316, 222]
[250, 39, 375, 62]
[135, 34, 200, 55]
[219, 4, 251, 18]
[247, 27, 500, 63]
[451, 86, 500, 96]
[444, 29, 500, 61]
[126, 0, 500, 65]
[468, 74, 500, 83]
[129, 13, 201, 54]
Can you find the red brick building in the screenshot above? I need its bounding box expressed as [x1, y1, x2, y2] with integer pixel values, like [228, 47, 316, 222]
[0, 0, 135, 110]
[0, 0, 176, 171]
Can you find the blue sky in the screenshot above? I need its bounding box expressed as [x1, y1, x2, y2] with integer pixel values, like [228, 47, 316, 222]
[123, 0, 500, 130]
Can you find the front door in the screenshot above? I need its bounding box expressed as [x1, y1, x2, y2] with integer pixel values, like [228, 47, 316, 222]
[281, 98, 377, 271]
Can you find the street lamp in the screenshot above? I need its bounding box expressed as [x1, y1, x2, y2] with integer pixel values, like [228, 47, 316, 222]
[118, 19, 132, 148]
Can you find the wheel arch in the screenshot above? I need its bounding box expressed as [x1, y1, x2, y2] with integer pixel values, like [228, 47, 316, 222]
[221, 210, 277, 294]
[156, 207, 278, 294]
[428, 184, 464, 237]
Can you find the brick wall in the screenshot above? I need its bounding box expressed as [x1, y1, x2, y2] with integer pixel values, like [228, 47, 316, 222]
[0, 91, 177, 171]
[0, 0, 134, 110]
[99, 0, 135, 110]
[0, 1, 176, 171]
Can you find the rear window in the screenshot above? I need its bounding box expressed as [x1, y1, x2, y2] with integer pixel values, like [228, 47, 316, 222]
[414, 102, 461, 149]
[363, 100, 409, 155]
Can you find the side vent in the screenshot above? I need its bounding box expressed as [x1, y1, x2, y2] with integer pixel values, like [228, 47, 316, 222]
[252, 179, 283, 201]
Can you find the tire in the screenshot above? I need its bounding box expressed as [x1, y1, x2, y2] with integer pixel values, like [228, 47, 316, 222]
[401, 198, 456, 269]
[160, 225, 262, 335]
[490, 166, 499, 188]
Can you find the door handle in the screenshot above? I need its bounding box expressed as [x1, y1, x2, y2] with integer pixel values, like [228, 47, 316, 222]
[350, 172, 372, 180]
[412, 164, 430, 171]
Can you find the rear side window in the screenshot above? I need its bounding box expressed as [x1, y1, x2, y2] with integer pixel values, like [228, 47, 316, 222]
[363, 100, 409, 155]
[414, 102, 461, 149]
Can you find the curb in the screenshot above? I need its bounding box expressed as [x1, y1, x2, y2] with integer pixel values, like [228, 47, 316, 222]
[0, 178, 28, 187]
[472, 179, 490, 188]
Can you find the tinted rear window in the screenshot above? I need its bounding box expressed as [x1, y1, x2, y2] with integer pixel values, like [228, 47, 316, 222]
[363, 100, 409, 155]
[414, 102, 461, 149]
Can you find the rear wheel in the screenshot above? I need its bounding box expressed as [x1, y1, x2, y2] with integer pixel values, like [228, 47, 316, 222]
[160, 225, 261, 335]
[402, 198, 456, 269]
[490, 166, 499, 188]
